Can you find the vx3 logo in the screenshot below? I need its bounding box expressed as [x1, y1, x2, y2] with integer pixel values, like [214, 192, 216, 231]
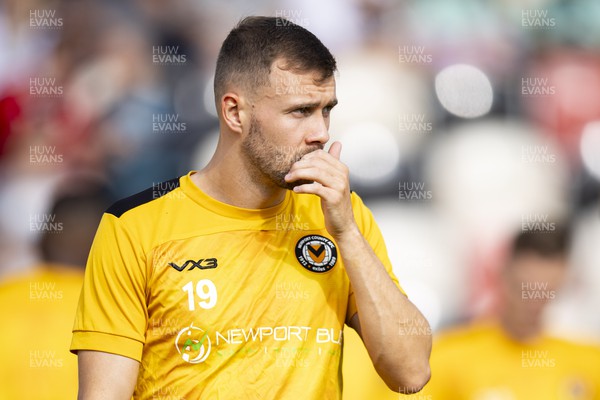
[169, 258, 218, 272]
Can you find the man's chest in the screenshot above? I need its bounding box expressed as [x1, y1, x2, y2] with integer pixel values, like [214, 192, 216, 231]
[144, 230, 349, 335]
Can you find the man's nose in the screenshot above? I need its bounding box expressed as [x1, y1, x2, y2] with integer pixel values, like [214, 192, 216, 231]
[306, 115, 329, 145]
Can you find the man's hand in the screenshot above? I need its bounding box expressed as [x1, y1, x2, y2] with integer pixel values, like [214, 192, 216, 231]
[285, 141, 357, 238]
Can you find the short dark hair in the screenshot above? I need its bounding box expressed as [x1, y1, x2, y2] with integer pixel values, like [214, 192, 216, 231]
[214, 16, 337, 103]
[39, 182, 111, 267]
[511, 224, 571, 260]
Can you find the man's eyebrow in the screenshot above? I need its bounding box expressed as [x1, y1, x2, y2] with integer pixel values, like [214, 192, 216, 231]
[285, 98, 338, 111]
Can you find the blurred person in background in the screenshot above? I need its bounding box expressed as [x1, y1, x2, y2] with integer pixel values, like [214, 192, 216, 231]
[0, 179, 110, 400]
[420, 225, 600, 400]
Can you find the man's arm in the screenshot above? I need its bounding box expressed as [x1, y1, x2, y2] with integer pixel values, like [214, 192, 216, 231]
[341, 229, 431, 393]
[286, 142, 432, 393]
[71, 212, 148, 398]
[78, 350, 139, 400]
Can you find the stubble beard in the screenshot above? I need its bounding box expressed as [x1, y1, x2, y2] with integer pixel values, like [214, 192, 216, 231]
[241, 115, 322, 190]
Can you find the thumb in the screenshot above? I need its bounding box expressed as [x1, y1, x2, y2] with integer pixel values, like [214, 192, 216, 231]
[328, 141, 342, 160]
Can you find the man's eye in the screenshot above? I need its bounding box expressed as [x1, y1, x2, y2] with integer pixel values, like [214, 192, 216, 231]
[323, 106, 333, 117]
[293, 108, 311, 116]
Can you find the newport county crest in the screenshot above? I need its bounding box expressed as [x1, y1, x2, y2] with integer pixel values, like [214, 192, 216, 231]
[295, 235, 337, 273]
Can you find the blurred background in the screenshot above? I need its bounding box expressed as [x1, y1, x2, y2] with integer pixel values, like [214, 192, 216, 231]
[1, 0, 599, 398]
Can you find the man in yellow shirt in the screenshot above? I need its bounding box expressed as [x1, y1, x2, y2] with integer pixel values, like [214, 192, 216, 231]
[421, 227, 600, 400]
[0, 183, 108, 399]
[71, 16, 431, 399]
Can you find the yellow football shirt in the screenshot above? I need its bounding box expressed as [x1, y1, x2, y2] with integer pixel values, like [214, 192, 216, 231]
[420, 320, 600, 400]
[0, 265, 83, 400]
[71, 171, 401, 399]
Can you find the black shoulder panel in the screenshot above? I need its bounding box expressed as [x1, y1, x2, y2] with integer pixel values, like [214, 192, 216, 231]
[106, 177, 180, 218]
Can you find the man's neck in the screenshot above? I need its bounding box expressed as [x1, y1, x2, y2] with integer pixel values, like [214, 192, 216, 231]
[191, 158, 287, 210]
[500, 312, 543, 343]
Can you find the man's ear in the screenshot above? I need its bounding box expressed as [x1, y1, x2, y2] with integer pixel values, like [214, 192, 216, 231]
[221, 92, 250, 135]
[221, 93, 242, 134]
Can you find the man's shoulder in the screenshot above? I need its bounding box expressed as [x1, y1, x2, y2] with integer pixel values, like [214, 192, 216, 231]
[545, 334, 600, 359]
[106, 177, 182, 219]
[287, 190, 370, 226]
[289, 189, 366, 204]
[434, 319, 501, 349]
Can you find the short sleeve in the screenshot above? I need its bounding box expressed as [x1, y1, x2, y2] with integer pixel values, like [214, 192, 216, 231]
[346, 192, 405, 323]
[70, 213, 148, 362]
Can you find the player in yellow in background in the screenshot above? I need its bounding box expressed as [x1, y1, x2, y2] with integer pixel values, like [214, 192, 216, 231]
[420, 226, 600, 400]
[343, 326, 405, 400]
[0, 182, 108, 400]
[71, 16, 431, 399]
